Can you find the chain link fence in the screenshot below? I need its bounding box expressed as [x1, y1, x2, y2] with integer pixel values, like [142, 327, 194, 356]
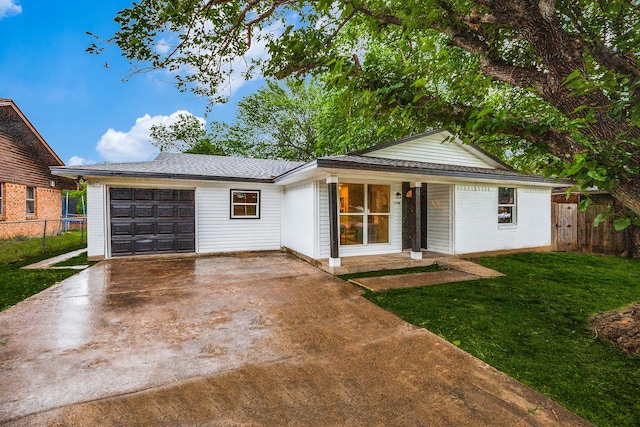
[0, 218, 86, 254]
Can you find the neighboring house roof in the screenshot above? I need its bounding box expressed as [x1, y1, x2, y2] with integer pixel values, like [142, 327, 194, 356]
[0, 99, 65, 166]
[52, 130, 565, 187]
[53, 152, 305, 183]
[0, 98, 76, 190]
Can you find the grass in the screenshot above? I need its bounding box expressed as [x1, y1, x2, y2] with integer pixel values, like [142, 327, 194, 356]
[54, 251, 94, 267]
[339, 264, 445, 281]
[0, 232, 87, 311]
[0, 232, 86, 264]
[363, 252, 640, 427]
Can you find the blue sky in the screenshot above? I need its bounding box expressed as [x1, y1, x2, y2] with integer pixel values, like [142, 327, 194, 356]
[0, 1, 263, 165]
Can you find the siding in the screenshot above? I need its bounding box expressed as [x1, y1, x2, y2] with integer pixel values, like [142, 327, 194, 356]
[427, 184, 453, 254]
[281, 182, 316, 258]
[0, 131, 71, 189]
[454, 185, 551, 254]
[364, 133, 495, 168]
[197, 183, 282, 253]
[86, 182, 106, 258]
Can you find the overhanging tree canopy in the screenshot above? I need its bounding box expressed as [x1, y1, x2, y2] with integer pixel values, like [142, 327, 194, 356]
[91, 0, 640, 218]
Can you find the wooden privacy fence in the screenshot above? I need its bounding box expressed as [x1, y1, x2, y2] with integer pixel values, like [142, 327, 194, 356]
[552, 193, 639, 257]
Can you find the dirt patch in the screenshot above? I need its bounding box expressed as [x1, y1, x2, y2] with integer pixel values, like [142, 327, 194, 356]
[590, 303, 640, 356]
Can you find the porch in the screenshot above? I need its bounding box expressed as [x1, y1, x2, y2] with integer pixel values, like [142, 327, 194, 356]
[317, 250, 454, 275]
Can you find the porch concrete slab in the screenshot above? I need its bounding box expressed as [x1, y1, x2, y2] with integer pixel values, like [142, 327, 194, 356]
[0, 252, 590, 426]
[318, 250, 454, 275]
[351, 270, 481, 292]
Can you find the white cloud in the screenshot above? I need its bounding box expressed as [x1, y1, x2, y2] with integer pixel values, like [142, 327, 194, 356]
[0, 0, 21, 19]
[155, 37, 172, 55]
[95, 110, 204, 163]
[67, 156, 95, 166]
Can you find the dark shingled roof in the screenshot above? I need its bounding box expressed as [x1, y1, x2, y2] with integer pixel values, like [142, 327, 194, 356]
[313, 155, 561, 184]
[52, 152, 305, 183]
[52, 147, 564, 186]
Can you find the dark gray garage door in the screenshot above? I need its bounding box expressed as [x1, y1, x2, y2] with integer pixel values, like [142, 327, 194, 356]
[110, 188, 195, 256]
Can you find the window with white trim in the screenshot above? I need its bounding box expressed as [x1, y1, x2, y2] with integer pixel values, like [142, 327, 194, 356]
[498, 187, 516, 224]
[0, 183, 3, 216]
[339, 183, 390, 245]
[230, 190, 260, 219]
[26, 186, 35, 216]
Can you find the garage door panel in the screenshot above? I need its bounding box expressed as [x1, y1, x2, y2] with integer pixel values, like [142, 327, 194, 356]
[179, 190, 195, 202]
[133, 222, 155, 235]
[177, 221, 195, 234]
[134, 188, 155, 200]
[156, 239, 178, 252]
[112, 223, 134, 236]
[135, 205, 155, 218]
[111, 240, 133, 255]
[177, 238, 196, 251]
[157, 205, 177, 217]
[157, 189, 177, 201]
[111, 205, 133, 218]
[109, 187, 195, 257]
[178, 205, 195, 218]
[134, 239, 155, 254]
[110, 188, 133, 200]
[156, 222, 176, 234]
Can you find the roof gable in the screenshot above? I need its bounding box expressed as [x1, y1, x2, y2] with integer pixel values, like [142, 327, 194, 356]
[353, 130, 508, 170]
[0, 99, 65, 167]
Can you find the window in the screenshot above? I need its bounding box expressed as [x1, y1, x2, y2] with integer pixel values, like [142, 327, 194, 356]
[498, 187, 516, 224]
[339, 183, 390, 245]
[230, 190, 260, 218]
[26, 186, 35, 216]
[0, 183, 3, 216]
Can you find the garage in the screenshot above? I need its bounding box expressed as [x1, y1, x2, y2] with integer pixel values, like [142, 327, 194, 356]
[109, 188, 195, 256]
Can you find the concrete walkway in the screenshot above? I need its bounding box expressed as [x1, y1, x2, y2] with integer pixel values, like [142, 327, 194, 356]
[21, 248, 88, 270]
[349, 258, 504, 292]
[0, 252, 591, 426]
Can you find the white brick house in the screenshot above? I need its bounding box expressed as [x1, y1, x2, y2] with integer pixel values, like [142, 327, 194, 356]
[52, 130, 560, 264]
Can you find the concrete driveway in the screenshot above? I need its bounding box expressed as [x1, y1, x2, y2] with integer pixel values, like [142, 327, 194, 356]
[0, 252, 590, 426]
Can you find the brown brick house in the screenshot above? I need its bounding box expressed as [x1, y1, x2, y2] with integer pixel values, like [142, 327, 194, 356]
[0, 99, 76, 239]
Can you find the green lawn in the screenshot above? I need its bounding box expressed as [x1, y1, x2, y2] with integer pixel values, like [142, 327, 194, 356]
[0, 232, 87, 311]
[362, 252, 640, 427]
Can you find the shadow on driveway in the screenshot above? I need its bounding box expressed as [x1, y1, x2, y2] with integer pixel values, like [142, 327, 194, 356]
[0, 252, 591, 426]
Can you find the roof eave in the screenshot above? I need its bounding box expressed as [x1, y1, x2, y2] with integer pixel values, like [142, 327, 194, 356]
[50, 168, 275, 184]
[315, 158, 569, 186]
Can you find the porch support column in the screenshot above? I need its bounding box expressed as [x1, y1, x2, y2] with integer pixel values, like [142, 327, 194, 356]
[327, 176, 340, 267]
[411, 182, 423, 260]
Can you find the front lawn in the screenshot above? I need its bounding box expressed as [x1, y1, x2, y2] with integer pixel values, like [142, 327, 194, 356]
[363, 252, 640, 427]
[0, 232, 87, 311]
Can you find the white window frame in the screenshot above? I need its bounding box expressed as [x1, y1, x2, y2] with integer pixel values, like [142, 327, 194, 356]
[230, 189, 260, 219]
[26, 186, 36, 217]
[498, 187, 516, 225]
[339, 183, 391, 246]
[0, 183, 3, 216]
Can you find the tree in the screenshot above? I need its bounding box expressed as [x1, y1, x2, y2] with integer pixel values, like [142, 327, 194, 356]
[151, 78, 333, 161]
[93, 0, 640, 218]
